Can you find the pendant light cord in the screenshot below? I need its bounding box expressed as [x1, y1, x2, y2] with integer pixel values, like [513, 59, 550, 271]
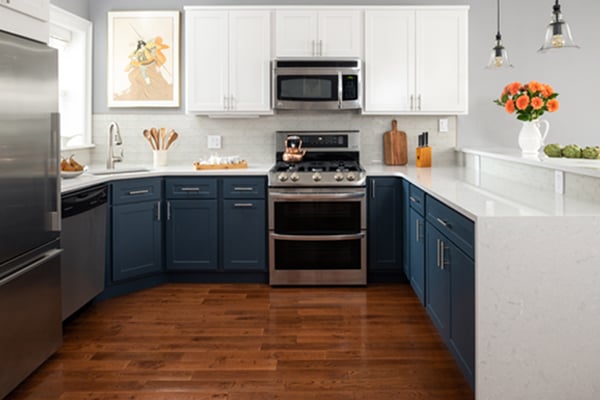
[496, 0, 501, 40]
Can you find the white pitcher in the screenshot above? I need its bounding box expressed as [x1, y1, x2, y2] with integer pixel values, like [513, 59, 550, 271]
[518, 119, 550, 155]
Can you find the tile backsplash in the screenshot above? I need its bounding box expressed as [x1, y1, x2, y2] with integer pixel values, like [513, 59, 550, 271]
[68, 113, 457, 167]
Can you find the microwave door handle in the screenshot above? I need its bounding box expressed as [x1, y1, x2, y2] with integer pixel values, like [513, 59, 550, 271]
[338, 72, 343, 109]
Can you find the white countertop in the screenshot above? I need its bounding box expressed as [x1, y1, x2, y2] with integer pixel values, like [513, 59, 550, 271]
[61, 162, 600, 219]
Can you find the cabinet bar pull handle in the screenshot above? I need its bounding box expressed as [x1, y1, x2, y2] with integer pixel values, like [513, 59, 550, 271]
[233, 187, 254, 191]
[436, 238, 441, 268]
[319, 39, 323, 56]
[415, 219, 420, 242]
[409, 196, 419, 204]
[157, 201, 161, 221]
[128, 189, 149, 195]
[234, 203, 254, 208]
[410, 95, 414, 110]
[167, 201, 171, 220]
[181, 187, 201, 192]
[440, 240, 446, 270]
[436, 217, 451, 228]
[418, 94, 422, 111]
[371, 180, 376, 199]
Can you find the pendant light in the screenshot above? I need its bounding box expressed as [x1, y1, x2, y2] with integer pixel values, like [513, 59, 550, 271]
[486, 0, 513, 69]
[538, 0, 580, 52]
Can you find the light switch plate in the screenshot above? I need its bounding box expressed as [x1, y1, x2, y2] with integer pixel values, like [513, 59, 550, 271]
[438, 118, 449, 133]
[208, 135, 222, 149]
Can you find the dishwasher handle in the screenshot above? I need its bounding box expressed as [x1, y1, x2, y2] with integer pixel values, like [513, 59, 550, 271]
[62, 185, 108, 218]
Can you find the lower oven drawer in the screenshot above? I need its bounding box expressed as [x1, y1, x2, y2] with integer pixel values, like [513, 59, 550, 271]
[271, 234, 363, 270]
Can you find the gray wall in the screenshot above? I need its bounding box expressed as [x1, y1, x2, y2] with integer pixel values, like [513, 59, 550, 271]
[87, 0, 598, 149]
[50, 0, 88, 18]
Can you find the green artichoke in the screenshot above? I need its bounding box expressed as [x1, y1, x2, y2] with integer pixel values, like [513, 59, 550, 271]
[562, 144, 582, 159]
[543, 143, 563, 158]
[581, 146, 600, 160]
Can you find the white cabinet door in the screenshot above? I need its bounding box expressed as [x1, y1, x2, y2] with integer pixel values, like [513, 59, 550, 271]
[185, 10, 229, 112]
[364, 10, 415, 113]
[229, 11, 271, 112]
[275, 10, 317, 57]
[416, 9, 467, 113]
[0, 0, 48, 21]
[318, 10, 362, 57]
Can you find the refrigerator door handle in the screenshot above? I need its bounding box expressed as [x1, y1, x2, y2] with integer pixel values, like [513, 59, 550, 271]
[48, 112, 61, 232]
[0, 249, 62, 288]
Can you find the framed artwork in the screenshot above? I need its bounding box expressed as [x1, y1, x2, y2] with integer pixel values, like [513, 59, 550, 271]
[107, 11, 180, 108]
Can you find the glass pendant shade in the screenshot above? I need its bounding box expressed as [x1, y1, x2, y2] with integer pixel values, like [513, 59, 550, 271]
[538, 2, 580, 52]
[487, 35, 513, 69]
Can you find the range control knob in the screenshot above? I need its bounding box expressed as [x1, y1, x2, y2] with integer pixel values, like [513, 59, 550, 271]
[334, 173, 344, 182]
[312, 172, 322, 182]
[346, 172, 356, 181]
[290, 172, 300, 182]
[278, 173, 289, 182]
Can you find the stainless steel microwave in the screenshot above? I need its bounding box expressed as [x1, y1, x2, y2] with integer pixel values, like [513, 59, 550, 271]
[272, 58, 362, 111]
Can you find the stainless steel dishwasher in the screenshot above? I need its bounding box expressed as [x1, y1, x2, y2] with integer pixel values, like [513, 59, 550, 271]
[61, 184, 108, 320]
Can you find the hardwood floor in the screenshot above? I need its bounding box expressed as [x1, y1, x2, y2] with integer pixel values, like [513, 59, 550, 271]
[7, 284, 473, 400]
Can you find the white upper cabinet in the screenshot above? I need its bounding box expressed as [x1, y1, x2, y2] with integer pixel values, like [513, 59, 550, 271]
[364, 7, 468, 115]
[275, 9, 362, 57]
[185, 9, 272, 115]
[0, 0, 49, 42]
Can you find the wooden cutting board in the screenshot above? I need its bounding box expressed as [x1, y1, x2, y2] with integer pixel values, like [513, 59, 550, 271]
[383, 120, 408, 165]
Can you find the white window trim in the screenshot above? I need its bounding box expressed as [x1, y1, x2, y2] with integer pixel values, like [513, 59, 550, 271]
[50, 5, 93, 151]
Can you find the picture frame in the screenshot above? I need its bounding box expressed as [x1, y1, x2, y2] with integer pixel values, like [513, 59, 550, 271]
[107, 10, 180, 108]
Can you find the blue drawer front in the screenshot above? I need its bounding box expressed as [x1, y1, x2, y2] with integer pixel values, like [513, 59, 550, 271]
[426, 195, 474, 259]
[112, 178, 162, 205]
[408, 184, 426, 215]
[165, 178, 217, 199]
[223, 177, 265, 199]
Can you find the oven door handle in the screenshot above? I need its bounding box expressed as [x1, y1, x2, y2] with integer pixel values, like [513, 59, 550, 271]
[270, 233, 365, 242]
[269, 192, 365, 201]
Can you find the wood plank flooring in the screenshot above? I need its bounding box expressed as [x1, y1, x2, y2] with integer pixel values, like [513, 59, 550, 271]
[7, 283, 473, 400]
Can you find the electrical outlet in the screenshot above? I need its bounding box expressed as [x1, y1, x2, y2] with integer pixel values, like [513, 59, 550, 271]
[208, 135, 222, 149]
[438, 118, 449, 133]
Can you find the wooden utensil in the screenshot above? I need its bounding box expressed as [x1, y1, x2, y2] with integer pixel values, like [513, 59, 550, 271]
[383, 119, 408, 165]
[143, 129, 157, 150]
[150, 127, 160, 150]
[165, 130, 179, 150]
[159, 127, 167, 150]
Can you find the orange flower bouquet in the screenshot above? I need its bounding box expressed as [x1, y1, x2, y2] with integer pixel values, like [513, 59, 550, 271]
[494, 81, 559, 121]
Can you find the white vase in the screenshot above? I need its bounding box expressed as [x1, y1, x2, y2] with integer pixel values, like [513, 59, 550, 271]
[518, 119, 549, 155]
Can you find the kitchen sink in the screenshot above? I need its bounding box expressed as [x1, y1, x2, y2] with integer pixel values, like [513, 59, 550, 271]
[90, 167, 151, 175]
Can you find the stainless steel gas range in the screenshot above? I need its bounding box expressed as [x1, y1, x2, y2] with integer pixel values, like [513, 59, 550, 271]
[268, 130, 367, 286]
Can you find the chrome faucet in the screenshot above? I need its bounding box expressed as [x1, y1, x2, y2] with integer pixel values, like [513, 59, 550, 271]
[106, 121, 123, 169]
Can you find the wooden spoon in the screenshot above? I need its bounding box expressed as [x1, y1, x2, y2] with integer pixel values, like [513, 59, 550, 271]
[150, 127, 160, 150]
[165, 130, 179, 150]
[159, 127, 167, 150]
[143, 129, 157, 150]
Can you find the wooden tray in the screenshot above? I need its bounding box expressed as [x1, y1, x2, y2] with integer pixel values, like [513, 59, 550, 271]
[193, 161, 248, 170]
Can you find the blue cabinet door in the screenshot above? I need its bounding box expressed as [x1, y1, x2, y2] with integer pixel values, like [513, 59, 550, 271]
[401, 179, 410, 279]
[425, 223, 450, 340]
[449, 242, 475, 389]
[409, 208, 425, 305]
[165, 200, 218, 271]
[112, 201, 162, 281]
[367, 177, 402, 270]
[222, 199, 266, 271]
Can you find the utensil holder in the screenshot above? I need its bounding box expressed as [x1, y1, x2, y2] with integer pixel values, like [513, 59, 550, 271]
[153, 150, 168, 167]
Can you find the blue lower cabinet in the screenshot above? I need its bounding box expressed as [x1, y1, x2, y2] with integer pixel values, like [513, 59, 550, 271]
[401, 179, 410, 279]
[425, 223, 451, 340]
[165, 200, 218, 271]
[367, 177, 403, 270]
[222, 199, 266, 271]
[449, 242, 475, 389]
[112, 201, 162, 281]
[409, 208, 425, 305]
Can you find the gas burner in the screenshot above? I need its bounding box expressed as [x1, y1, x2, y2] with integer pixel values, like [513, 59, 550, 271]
[269, 131, 366, 187]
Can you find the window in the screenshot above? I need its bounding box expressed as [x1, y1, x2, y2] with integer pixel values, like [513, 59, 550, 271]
[49, 5, 92, 150]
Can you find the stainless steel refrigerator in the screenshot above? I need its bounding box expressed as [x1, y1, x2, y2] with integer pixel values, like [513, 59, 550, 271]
[0, 30, 62, 398]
